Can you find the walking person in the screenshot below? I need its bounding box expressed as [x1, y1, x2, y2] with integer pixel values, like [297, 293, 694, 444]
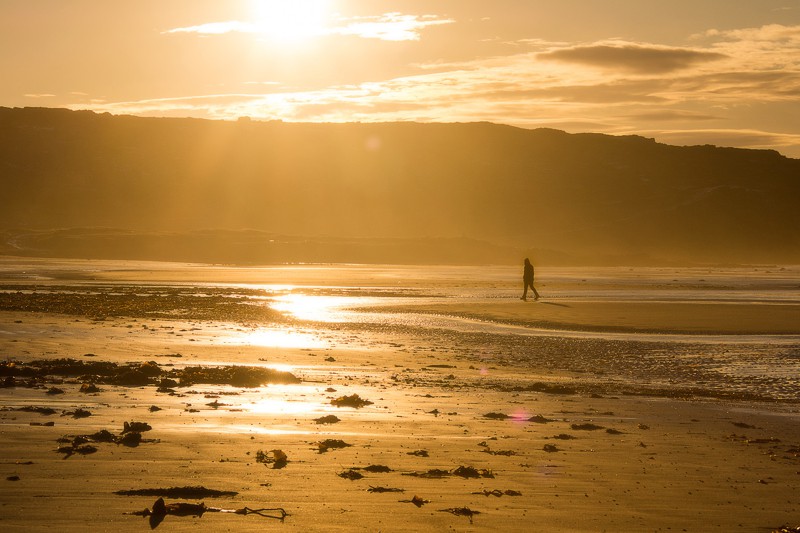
[521, 257, 540, 301]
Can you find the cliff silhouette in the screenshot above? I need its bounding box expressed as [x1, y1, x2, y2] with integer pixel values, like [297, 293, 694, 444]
[1, 107, 798, 265]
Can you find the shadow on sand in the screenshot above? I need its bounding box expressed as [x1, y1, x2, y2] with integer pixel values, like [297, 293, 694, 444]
[540, 301, 571, 308]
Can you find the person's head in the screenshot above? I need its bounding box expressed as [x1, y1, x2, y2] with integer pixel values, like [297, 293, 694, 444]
[524, 258, 531, 265]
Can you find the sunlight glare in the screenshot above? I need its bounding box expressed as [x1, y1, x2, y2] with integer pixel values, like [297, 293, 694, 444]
[265, 363, 296, 373]
[245, 397, 322, 415]
[271, 294, 359, 322]
[249, 0, 332, 43]
[233, 328, 326, 349]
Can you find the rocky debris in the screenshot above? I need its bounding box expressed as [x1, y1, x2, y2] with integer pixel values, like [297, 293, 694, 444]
[338, 469, 364, 480]
[313, 415, 341, 424]
[481, 448, 517, 456]
[330, 394, 373, 408]
[571, 423, 605, 431]
[472, 489, 522, 497]
[0, 284, 283, 323]
[56, 422, 156, 457]
[368, 486, 404, 493]
[452, 466, 494, 479]
[123, 421, 152, 433]
[57, 444, 98, 458]
[117, 432, 142, 447]
[62, 408, 92, 419]
[362, 465, 393, 473]
[404, 466, 494, 479]
[439, 507, 481, 524]
[15, 406, 57, 416]
[400, 495, 430, 507]
[317, 439, 352, 453]
[0, 359, 300, 389]
[176, 365, 300, 387]
[255, 449, 288, 469]
[407, 449, 429, 457]
[90, 429, 118, 442]
[115, 486, 238, 498]
[405, 468, 450, 478]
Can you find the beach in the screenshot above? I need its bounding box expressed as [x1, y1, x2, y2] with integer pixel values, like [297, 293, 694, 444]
[1, 257, 799, 532]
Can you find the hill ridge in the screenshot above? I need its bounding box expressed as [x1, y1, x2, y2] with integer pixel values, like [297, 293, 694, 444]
[1, 107, 798, 264]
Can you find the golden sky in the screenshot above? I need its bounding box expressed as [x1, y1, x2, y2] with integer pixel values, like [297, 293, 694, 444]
[3, 0, 800, 157]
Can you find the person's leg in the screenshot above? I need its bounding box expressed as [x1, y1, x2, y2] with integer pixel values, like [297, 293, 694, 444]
[532, 284, 540, 300]
[521, 281, 528, 300]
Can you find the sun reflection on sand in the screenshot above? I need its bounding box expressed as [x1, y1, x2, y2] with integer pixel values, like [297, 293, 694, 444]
[271, 294, 363, 322]
[242, 384, 329, 416]
[244, 397, 323, 415]
[219, 426, 314, 436]
[263, 363, 296, 373]
[225, 328, 326, 349]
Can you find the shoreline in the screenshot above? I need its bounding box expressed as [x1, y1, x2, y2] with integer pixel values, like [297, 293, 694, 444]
[364, 300, 800, 337]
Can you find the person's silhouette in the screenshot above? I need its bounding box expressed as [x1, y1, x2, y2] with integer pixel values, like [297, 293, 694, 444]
[521, 257, 540, 301]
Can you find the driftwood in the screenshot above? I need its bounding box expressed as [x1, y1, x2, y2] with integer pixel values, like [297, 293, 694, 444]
[367, 486, 404, 493]
[127, 497, 287, 529]
[439, 507, 481, 524]
[471, 489, 522, 497]
[399, 495, 430, 507]
[115, 486, 238, 498]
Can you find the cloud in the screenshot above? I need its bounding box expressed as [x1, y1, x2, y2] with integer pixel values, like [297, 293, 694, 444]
[73, 39, 789, 122]
[78, 23, 800, 157]
[642, 128, 800, 153]
[24, 93, 56, 98]
[164, 21, 256, 35]
[537, 43, 727, 73]
[163, 13, 453, 41]
[701, 23, 800, 43]
[331, 13, 454, 41]
[73, 94, 271, 117]
[626, 110, 721, 122]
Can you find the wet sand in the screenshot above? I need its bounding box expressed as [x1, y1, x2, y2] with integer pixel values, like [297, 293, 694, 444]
[387, 299, 800, 335]
[1, 259, 799, 532]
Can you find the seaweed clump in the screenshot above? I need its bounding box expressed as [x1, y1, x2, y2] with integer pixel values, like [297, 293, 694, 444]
[0, 359, 300, 389]
[330, 394, 373, 408]
[173, 366, 300, 388]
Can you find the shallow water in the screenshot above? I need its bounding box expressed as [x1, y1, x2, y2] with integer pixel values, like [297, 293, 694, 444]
[1, 258, 799, 402]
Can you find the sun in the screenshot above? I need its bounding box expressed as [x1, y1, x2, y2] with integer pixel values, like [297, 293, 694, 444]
[248, 0, 333, 44]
